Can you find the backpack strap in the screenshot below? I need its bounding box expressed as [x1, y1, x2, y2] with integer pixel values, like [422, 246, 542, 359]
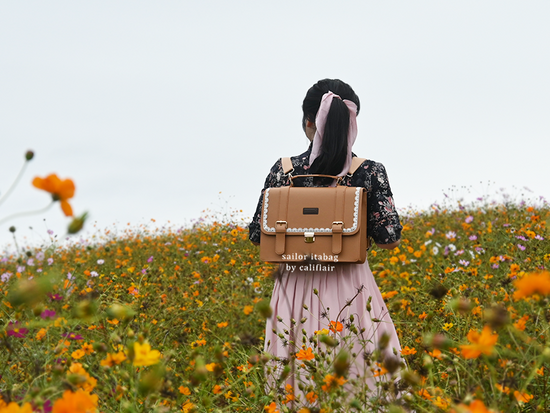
[281, 157, 294, 175]
[348, 157, 367, 176]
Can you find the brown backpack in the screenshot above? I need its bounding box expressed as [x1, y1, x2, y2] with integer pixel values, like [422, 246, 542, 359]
[260, 157, 368, 264]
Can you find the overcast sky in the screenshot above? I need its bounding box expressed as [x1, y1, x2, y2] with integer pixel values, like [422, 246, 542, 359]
[1, 1, 549, 250]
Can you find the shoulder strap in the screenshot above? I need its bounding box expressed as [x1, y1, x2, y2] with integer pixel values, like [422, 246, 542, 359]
[349, 157, 367, 175]
[281, 157, 294, 174]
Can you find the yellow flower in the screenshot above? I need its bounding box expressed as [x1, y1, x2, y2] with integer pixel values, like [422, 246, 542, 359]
[443, 322, 454, 331]
[32, 174, 75, 216]
[243, 305, 253, 315]
[71, 349, 86, 359]
[460, 326, 498, 359]
[217, 321, 228, 328]
[133, 341, 161, 366]
[205, 363, 218, 372]
[0, 402, 34, 413]
[513, 271, 550, 300]
[51, 389, 98, 413]
[315, 328, 329, 335]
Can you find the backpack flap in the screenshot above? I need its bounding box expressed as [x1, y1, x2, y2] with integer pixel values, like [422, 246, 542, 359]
[260, 186, 367, 263]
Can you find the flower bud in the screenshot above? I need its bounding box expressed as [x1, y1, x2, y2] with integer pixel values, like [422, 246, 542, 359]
[9, 226, 16, 233]
[378, 332, 390, 350]
[25, 150, 34, 161]
[333, 351, 350, 377]
[93, 342, 108, 353]
[257, 300, 272, 319]
[68, 212, 88, 235]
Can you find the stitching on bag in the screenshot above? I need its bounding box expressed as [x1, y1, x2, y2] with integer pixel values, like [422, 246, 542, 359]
[262, 187, 361, 233]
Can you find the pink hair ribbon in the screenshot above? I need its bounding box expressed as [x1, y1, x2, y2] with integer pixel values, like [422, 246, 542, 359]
[308, 91, 358, 178]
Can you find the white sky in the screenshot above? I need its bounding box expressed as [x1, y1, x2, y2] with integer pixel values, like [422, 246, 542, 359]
[1, 1, 549, 250]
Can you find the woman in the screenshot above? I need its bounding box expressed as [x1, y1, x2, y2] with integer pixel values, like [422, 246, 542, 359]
[249, 79, 404, 408]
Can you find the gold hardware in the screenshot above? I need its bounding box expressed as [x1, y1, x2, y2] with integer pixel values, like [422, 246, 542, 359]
[304, 232, 315, 243]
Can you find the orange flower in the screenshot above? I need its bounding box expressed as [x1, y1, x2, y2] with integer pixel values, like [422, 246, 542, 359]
[305, 391, 318, 403]
[264, 402, 279, 413]
[400, 346, 417, 356]
[329, 320, 343, 333]
[428, 349, 443, 360]
[51, 389, 98, 413]
[513, 315, 529, 331]
[460, 326, 498, 359]
[454, 399, 493, 413]
[179, 386, 191, 395]
[32, 174, 75, 216]
[513, 271, 550, 300]
[100, 351, 127, 367]
[513, 390, 533, 403]
[321, 374, 346, 391]
[296, 347, 315, 361]
[0, 402, 34, 413]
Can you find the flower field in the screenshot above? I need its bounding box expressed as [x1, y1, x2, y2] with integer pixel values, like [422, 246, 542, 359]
[1, 199, 549, 413]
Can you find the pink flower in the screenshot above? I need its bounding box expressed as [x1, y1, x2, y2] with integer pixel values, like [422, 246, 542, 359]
[7, 321, 28, 338]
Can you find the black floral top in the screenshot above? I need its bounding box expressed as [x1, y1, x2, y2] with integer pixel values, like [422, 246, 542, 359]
[248, 144, 402, 245]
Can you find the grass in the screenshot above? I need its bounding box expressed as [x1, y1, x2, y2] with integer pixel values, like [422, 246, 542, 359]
[0, 198, 549, 413]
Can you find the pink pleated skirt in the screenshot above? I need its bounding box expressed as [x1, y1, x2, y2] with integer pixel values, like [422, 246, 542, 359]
[264, 259, 403, 403]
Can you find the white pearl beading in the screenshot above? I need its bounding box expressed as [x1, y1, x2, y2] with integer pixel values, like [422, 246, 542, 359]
[262, 187, 361, 233]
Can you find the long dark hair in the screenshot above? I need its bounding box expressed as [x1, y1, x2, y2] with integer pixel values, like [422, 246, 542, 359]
[302, 79, 360, 176]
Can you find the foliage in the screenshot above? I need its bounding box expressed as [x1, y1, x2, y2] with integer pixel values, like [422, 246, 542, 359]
[0, 199, 549, 412]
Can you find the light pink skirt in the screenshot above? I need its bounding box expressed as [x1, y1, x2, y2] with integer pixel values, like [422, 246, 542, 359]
[264, 260, 403, 403]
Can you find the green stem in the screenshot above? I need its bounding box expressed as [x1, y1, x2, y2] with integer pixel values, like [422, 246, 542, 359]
[0, 202, 54, 227]
[0, 159, 29, 207]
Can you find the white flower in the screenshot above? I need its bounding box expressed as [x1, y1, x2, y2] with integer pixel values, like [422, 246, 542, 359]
[446, 231, 457, 239]
[432, 247, 439, 255]
[97, 259, 105, 265]
[448, 244, 457, 252]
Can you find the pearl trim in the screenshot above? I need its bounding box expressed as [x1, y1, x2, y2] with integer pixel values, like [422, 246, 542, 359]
[262, 187, 361, 233]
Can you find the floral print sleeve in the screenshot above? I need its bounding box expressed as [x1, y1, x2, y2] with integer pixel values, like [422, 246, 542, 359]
[248, 145, 402, 245]
[248, 158, 288, 244]
[361, 162, 402, 244]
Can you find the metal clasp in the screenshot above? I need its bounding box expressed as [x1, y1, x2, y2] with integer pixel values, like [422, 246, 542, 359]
[304, 232, 315, 243]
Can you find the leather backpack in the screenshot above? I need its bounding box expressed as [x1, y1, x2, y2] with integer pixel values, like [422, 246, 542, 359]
[260, 157, 368, 264]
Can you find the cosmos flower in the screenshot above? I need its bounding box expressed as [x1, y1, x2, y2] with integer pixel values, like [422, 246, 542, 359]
[513, 271, 550, 300]
[7, 322, 28, 338]
[296, 347, 315, 361]
[132, 341, 161, 366]
[32, 174, 75, 217]
[51, 389, 98, 413]
[460, 326, 498, 359]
